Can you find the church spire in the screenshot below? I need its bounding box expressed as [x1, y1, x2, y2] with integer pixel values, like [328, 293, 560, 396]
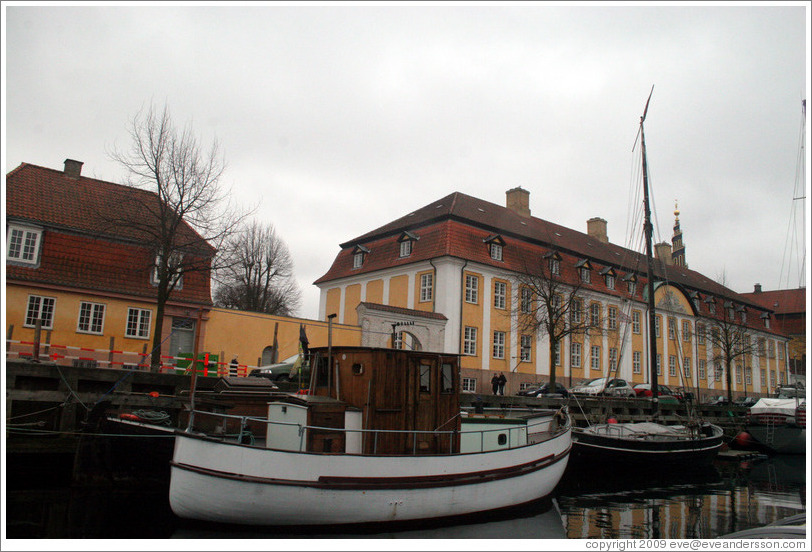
[671, 200, 687, 267]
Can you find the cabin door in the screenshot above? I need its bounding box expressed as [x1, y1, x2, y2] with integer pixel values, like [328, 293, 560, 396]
[414, 358, 439, 453]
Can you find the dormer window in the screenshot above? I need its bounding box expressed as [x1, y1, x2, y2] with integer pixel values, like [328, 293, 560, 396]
[600, 267, 616, 290]
[152, 251, 183, 289]
[7, 223, 42, 266]
[761, 312, 771, 329]
[704, 296, 716, 315]
[575, 259, 592, 283]
[352, 245, 369, 269]
[544, 251, 562, 276]
[689, 291, 701, 312]
[622, 273, 637, 295]
[398, 231, 418, 258]
[483, 235, 506, 261]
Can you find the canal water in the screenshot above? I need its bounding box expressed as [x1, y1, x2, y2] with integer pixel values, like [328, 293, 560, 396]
[4, 453, 807, 544]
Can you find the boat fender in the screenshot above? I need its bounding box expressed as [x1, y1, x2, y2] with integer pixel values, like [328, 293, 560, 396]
[120, 413, 142, 422]
[607, 417, 618, 424]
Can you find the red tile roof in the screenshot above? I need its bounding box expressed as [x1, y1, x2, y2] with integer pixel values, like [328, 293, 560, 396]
[741, 288, 806, 315]
[6, 162, 213, 304]
[315, 191, 784, 335]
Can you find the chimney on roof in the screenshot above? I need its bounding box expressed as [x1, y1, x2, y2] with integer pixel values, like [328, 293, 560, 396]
[587, 217, 608, 243]
[754, 283, 762, 294]
[654, 242, 673, 265]
[505, 187, 531, 218]
[63, 159, 83, 179]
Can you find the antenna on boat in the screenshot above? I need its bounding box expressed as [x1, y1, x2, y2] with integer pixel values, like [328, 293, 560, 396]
[638, 85, 660, 417]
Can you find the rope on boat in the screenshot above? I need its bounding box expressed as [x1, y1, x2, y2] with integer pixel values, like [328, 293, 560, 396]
[129, 410, 172, 426]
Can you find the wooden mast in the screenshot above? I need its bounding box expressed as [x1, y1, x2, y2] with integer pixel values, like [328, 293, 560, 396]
[639, 85, 659, 415]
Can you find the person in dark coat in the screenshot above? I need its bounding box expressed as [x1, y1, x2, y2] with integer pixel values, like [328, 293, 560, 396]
[491, 373, 500, 395]
[497, 372, 507, 395]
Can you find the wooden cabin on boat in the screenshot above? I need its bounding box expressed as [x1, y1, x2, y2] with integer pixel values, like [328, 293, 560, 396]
[284, 346, 462, 455]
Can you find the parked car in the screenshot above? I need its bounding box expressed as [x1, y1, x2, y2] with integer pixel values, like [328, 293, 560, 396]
[248, 353, 308, 383]
[704, 395, 730, 406]
[632, 383, 686, 401]
[570, 377, 636, 398]
[733, 396, 759, 408]
[517, 382, 569, 398]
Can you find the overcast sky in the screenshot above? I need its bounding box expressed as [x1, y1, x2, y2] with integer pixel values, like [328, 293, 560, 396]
[3, 2, 809, 320]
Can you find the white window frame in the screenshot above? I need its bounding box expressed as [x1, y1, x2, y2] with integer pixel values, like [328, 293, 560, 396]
[493, 281, 507, 309]
[633, 351, 641, 374]
[492, 331, 505, 359]
[627, 280, 636, 295]
[699, 359, 707, 380]
[461, 377, 477, 393]
[570, 342, 581, 368]
[571, 299, 582, 324]
[590, 303, 600, 327]
[520, 287, 532, 314]
[420, 273, 433, 302]
[667, 318, 675, 340]
[580, 267, 591, 283]
[609, 347, 618, 371]
[353, 252, 364, 269]
[554, 341, 561, 366]
[655, 316, 661, 338]
[7, 224, 43, 265]
[683, 357, 691, 378]
[152, 251, 184, 289]
[656, 354, 662, 377]
[605, 274, 615, 290]
[697, 323, 705, 345]
[682, 320, 692, 342]
[591, 345, 601, 371]
[126, 307, 152, 339]
[465, 275, 479, 304]
[607, 306, 618, 330]
[520, 335, 532, 362]
[549, 258, 560, 275]
[632, 311, 641, 334]
[399, 239, 412, 258]
[669, 355, 677, 377]
[77, 301, 106, 335]
[463, 326, 478, 356]
[25, 295, 56, 329]
[490, 243, 503, 261]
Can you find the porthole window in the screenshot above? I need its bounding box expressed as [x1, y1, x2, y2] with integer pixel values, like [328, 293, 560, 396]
[498, 434, 507, 446]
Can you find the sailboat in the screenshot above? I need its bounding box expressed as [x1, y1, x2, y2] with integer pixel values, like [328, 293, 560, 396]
[570, 87, 725, 468]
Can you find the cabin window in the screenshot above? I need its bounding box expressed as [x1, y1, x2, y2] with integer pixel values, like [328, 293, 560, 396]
[441, 363, 454, 393]
[7, 224, 42, 265]
[420, 273, 433, 302]
[493, 281, 507, 309]
[419, 363, 431, 392]
[352, 363, 364, 375]
[497, 434, 507, 446]
[25, 295, 56, 329]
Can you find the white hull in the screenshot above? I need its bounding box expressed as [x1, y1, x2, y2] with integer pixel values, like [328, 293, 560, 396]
[169, 429, 571, 526]
[746, 426, 806, 455]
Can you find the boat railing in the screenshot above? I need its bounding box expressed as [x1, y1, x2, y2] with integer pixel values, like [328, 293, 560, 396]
[185, 408, 568, 455]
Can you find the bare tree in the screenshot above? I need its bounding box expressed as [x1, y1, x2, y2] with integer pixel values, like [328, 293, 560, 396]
[512, 252, 596, 390]
[702, 300, 761, 405]
[107, 103, 247, 371]
[214, 221, 302, 316]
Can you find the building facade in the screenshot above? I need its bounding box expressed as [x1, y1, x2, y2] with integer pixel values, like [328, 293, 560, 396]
[6, 160, 215, 368]
[315, 188, 791, 399]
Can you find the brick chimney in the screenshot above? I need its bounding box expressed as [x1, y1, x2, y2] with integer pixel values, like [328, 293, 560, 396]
[654, 242, 673, 265]
[754, 283, 762, 293]
[587, 217, 608, 243]
[505, 187, 531, 218]
[63, 159, 84, 179]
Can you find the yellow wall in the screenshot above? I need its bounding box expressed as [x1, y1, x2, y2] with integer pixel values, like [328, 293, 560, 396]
[343, 284, 362, 326]
[366, 279, 383, 304]
[325, 287, 341, 319]
[389, 275, 409, 308]
[204, 308, 361, 369]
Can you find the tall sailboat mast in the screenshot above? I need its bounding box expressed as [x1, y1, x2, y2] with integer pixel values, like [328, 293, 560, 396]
[639, 86, 659, 412]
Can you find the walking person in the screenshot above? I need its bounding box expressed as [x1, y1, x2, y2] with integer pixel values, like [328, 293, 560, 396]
[491, 373, 500, 395]
[497, 372, 507, 396]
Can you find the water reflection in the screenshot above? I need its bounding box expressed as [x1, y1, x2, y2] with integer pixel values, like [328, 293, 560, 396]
[555, 455, 807, 539]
